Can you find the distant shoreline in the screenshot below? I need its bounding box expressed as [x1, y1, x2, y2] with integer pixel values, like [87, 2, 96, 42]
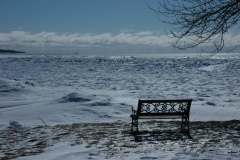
[0, 49, 25, 54]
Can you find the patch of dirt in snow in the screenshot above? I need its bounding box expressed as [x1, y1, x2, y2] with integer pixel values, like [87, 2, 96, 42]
[0, 120, 240, 159]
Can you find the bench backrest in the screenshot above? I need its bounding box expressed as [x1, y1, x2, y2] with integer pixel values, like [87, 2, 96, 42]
[137, 99, 192, 117]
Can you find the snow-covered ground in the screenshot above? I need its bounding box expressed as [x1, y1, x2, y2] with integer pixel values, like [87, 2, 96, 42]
[0, 53, 240, 159]
[1, 120, 240, 160]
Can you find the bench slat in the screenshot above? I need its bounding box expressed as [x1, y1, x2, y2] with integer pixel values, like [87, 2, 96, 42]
[139, 99, 192, 103]
[138, 115, 182, 119]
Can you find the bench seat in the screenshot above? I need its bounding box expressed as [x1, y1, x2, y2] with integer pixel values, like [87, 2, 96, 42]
[137, 115, 183, 119]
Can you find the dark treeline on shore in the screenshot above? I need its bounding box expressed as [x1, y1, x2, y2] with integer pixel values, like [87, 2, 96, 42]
[0, 49, 25, 53]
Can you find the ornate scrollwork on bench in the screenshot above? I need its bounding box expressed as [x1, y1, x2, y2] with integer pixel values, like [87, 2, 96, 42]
[141, 102, 189, 113]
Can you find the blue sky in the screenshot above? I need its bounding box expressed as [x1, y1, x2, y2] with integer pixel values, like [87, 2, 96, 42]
[0, 0, 239, 55]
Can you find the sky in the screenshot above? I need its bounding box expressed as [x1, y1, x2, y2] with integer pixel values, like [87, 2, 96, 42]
[0, 0, 240, 55]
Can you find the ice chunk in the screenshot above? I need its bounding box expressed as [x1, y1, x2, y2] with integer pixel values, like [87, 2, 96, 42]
[8, 120, 23, 129]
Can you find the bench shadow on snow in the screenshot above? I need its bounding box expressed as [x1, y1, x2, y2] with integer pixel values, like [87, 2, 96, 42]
[130, 121, 193, 142]
[131, 120, 240, 142]
[132, 130, 192, 142]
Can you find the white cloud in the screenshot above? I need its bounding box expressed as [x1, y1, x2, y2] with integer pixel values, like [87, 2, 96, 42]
[0, 31, 172, 48]
[0, 31, 239, 52]
[168, 32, 240, 47]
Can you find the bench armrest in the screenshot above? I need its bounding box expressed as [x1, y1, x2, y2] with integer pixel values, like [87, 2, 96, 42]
[130, 107, 137, 118]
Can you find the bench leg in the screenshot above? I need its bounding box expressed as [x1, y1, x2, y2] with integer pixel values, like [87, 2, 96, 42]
[182, 115, 190, 133]
[181, 118, 183, 130]
[131, 118, 138, 133]
[187, 118, 190, 133]
[131, 118, 133, 133]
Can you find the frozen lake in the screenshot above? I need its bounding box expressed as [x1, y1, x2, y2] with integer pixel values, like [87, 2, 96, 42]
[0, 53, 240, 129]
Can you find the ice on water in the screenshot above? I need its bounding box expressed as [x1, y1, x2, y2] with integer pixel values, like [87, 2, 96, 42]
[0, 53, 240, 129]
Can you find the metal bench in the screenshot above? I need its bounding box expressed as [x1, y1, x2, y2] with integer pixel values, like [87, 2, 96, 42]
[130, 99, 192, 133]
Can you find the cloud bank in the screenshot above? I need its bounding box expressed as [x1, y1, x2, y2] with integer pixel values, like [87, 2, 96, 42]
[0, 31, 239, 54]
[0, 31, 172, 48]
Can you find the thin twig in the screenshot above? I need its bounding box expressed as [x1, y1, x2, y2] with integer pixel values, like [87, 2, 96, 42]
[37, 115, 47, 126]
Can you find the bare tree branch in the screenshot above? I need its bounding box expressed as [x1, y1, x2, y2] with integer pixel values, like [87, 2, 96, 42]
[149, 0, 240, 54]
